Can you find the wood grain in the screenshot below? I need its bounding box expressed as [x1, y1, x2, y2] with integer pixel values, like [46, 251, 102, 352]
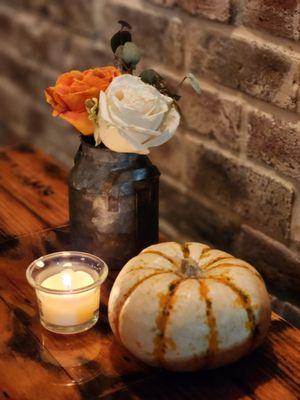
[101, 314, 300, 400]
[0, 296, 82, 400]
[0, 227, 151, 399]
[0, 143, 299, 400]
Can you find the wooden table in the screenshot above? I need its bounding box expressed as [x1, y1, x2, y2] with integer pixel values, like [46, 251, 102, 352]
[0, 143, 299, 400]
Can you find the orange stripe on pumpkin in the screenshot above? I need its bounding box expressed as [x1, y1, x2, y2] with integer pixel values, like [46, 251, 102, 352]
[201, 255, 234, 268]
[199, 280, 218, 366]
[205, 262, 262, 280]
[121, 266, 178, 276]
[199, 247, 211, 260]
[114, 271, 179, 341]
[209, 276, 258, 346]
[153, 279, 183, 365]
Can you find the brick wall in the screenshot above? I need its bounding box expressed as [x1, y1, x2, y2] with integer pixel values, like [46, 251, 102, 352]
[0, 0, 299, 324]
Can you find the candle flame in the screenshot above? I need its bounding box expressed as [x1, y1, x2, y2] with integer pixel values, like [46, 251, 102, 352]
[62, 272, 72, 290]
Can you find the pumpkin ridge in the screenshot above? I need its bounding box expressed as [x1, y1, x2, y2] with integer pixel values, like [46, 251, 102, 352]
[199, 280, 218, 367]
[205, 263, 262, 280]
[115, 271, 178, 340]
[153, 278, 183, 366]
[122, 266, 176, 275]
[108, 241, 271, 371]
[142, 250, 178, 267]
[201, 255, 234, 269]
[198, 247, 211, 260]
[208, 276, 258, 346]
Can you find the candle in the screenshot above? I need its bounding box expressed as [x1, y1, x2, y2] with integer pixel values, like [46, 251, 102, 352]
[26, 252, 108, 334]
[38, 269, 100, 327]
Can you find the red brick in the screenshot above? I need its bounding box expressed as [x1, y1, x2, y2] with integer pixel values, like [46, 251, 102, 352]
[233, 225, 300, 303]
[0, 77, 78, 165]
[0, 4, 16, 42]
[68, 37, 112, 70]
[247, 110, 300, 179]
[0, 0, 96, 36]
[0, 4, 72, 70]
[160, 179, 239, 249]
[0, 44, 109, 131]
[180, 84, 242, 151]
[0, 48, 56, 104]
[0, 78, 38, 128]
[102, 0, 184, 70]
[190, 31, 298, 111]
[153, 131, 295, 242]
[243, 0, 300, 41]
[184, 138, 295, 241]
[150, 130, 187, 181]
[44, 0, 96, 36]
[177, 0, 231, 22]
[0, 4, 108, 72]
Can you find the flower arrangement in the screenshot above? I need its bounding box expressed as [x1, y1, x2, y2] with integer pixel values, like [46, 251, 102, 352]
[45, 20, 200, 154]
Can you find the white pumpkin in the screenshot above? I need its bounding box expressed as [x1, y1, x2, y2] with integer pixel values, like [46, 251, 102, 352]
[108, 242, 271, 371]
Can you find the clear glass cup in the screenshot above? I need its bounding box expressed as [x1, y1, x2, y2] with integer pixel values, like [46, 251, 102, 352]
[26, 251, 108, 334]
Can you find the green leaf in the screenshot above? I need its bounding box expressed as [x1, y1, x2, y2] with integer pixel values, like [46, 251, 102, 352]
[186, 73, 201, 94]
[140, 69, 162, 85]
[122, 42, 141, 66]
[111, 30, 132, 53]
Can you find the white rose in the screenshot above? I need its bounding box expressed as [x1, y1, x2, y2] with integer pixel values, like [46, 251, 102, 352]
[94, 74, 180, 154]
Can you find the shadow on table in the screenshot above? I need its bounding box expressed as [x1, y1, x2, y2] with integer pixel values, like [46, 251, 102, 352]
[102, 320, 284, 400]
[33, 303, 293, 399]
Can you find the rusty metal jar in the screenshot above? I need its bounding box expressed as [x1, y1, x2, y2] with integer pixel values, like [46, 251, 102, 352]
[68, 140, 160, 270]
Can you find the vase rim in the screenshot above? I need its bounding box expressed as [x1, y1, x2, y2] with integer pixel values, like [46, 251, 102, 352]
[80, 137, 147, 160]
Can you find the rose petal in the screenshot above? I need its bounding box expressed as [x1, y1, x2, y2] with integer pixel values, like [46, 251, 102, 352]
[98, 91, 114, 124]
[60, 111, 94, 135]
[56, 70, 82, 85]
[45, 66, 121, 135]
[145, 105, 180, 148]
[99, 120, 149, 154]
[99, 91, 164, 138]
[60, 87, 101, 112]
[95, 74, 181, 153]
[110, 95, 165, 131]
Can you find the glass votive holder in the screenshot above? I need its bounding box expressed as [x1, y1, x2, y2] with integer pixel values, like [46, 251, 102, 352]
[26, 251, 108, 334]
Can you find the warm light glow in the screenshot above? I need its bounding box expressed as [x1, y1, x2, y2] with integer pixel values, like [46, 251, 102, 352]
[62, 272, 72, 289]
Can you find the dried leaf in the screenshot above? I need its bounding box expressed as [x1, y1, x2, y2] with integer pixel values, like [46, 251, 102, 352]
[85, 97, 98, 124]
[186, 72, 201, 94]
[169, 93, 181, 101]
[111, 30, 132, 53]
[118, 20, 132, 30]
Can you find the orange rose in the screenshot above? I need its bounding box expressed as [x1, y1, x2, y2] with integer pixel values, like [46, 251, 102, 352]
[45, 66, 121, 135]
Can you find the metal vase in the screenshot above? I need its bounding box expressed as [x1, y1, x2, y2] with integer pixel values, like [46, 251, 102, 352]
[68, 140, 160, 270]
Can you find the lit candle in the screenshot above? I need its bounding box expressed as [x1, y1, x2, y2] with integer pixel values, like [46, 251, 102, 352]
[26, 252, 108, 334]
[38, 269, 99, 327]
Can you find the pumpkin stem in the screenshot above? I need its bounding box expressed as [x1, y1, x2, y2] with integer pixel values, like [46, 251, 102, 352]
[180, 258, 201, 278]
